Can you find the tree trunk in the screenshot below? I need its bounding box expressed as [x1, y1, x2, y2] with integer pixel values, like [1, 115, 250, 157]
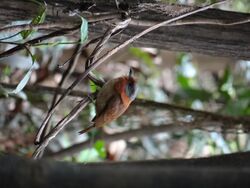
[1, 0, 250, 59]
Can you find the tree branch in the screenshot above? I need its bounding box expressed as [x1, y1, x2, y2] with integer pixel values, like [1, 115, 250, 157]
[2, 82, 249, 129]
[0, 82, 88, 97]
[2, 152, 250, 188]
[47, 123, 192, 159]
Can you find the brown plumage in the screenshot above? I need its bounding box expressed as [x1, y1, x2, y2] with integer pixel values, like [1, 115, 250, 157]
[79, 69, 138, 134]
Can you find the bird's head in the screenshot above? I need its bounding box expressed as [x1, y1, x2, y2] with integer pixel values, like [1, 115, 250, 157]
[125, 68, 138, 100]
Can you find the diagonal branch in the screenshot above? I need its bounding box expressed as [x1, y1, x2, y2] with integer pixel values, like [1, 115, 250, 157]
[35, 42, 83, 145]
[2, 81, 249, 128]
[32, 96, 92, 159]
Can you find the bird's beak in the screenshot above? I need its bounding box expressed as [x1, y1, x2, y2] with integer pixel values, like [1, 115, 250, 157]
[129, 67, 133, 78]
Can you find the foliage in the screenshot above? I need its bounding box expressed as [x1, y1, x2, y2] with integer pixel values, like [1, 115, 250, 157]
[80, 17, 88, 43]
[20, 5, 46, 39]
[94, 140, 107, 159]
[174, 53, 250, 116]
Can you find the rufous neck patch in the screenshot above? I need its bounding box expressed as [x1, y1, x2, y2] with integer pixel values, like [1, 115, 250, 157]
[115, 77, 131, 107]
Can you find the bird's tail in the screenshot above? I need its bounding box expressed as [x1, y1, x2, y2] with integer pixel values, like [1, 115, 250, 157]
[78, 123, 96, 135]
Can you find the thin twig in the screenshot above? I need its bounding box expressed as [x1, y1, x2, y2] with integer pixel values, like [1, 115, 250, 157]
[0, 26, 79, 58]
[32, 96, 92, 159]
[0, 82, 88, 97]
[134, 99, 250, 126]
[130, 15, 250, 27]
[58, 37, 102, 68]
[0, 23, 78, 34]
[85, 18, 129, 86]
[0, 32, 21, 41]
[35, 42, 83, 145]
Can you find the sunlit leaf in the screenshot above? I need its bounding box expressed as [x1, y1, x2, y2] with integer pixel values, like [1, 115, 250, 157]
[10, 68, 33, 94]
[9, 91, 27, 100]
[218, 67, 235, 100]
[176, 74, 191, 88]
[176, 53, 197, 89]
[77, 149, 99, 162]
[8, 54, 37, 94]
[176, 52, 186, 65]
[89, 80, 97, 93]
[80, 17, 88, 43]
[2, 66, 11, 76]
[94, 140, 106, 159]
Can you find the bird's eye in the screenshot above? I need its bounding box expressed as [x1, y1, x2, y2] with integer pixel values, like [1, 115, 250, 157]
[125, 81, 137, 100]
[128, 82, 133, 88]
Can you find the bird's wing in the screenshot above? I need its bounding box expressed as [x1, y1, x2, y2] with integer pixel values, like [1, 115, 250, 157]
[91, 94, 115, 122]
[79, 95, 122, 134]
[94, 79, 117, 116]
[92, 94, 126, 127]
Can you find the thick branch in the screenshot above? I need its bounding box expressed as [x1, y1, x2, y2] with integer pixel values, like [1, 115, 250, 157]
[1, 0, 250, 58]
[2, 82, 249, 131]
[1, 153, 250, 188]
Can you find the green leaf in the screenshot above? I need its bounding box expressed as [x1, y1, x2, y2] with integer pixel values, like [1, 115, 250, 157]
[9, 54, 36, 94]
[0, 85, 9, 98]
[94, 140, 106, 159]
[218, 67, 235, 100]
[176, 52, 186, 65]
[89, 80, 97, 93]
[130, 47, 155, 68]
[237, 88, 250, 99]
[77, 149, 100, 162]
[10, 68, 33, 94]
[175, 53, 197, 89]
[80, 17, 88, 43]
[222, 99, 250, 116]
[176, 74, 191, 88]
[175, 88, 212, 102]
[21, 5, 46, 39]
[2, 66, 11, 76]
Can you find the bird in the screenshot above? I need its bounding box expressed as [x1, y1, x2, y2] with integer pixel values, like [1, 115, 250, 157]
[79, 68, 138, 134]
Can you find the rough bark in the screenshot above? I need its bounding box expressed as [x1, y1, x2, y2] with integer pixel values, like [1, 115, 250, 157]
[0, 0, 250, 59]
[1, 152, 250, 188]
